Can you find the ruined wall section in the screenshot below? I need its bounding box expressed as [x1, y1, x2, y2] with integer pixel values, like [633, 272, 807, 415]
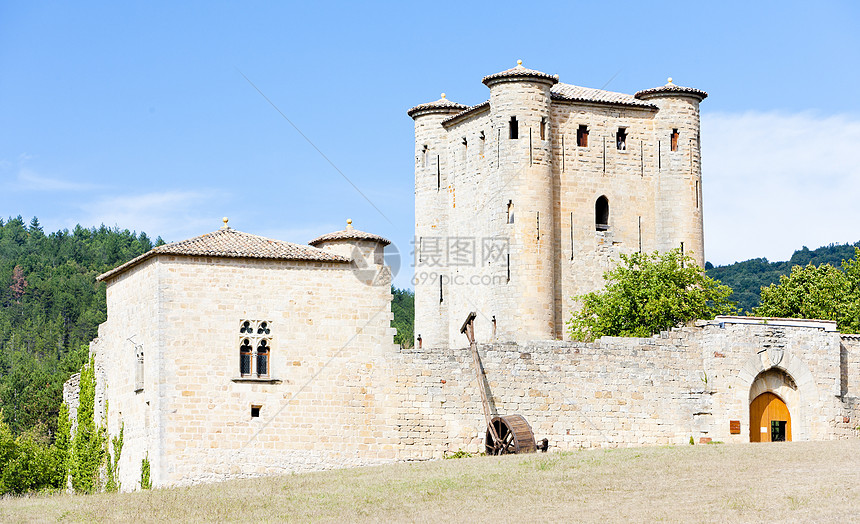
[92, 259, 162, 491]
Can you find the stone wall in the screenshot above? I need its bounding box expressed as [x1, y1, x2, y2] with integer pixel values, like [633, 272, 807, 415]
[389, 317, 856, 457]
[73, 285, 860, 490]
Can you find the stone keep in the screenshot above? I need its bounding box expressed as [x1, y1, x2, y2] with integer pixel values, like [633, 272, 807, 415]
[409, 61, 706, 349]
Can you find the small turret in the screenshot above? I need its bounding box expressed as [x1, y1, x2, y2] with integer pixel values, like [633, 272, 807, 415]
[309, 219, 392, 286]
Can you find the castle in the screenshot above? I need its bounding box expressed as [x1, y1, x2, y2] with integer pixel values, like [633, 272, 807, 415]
[409, 60, 705, 348]
[66, 62, 860, 491]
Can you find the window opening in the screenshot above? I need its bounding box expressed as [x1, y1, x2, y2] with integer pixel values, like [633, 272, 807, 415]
[134, 345, 144, 392]
[256, 340, 269, 376]
[506, 253, 511, 283]
[540, 117, 546, 140]
[577, 125, 588, 147]
[422, 145, 429, 167]
[479, 130, 485, 155]
[529, 128, 533, 165]
[561, 136, 565, 172]
[509, 116, 519, 139]
[595, 196, 609, 231]
[251, 405, 261, 418]
[462, 137, 468, 161]
[536, 211, 540, 240]
[570, 213, 574, 260]
[436, 155, 441, 190]
[239, 320, 272, 378]
[507, 200, 514, 224]
[439, 280, 443, 303]
[671, 129, 679, 151]
[616, 127, 627, 150]
[696, 181, 699, 208]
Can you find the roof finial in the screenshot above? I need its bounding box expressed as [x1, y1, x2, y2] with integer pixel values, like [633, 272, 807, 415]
[440, 93, 446, 99]
[346, 218, 353, 230]
[667, 77, 673, 84]
[517, 59, 523, 67]
[221, 217, 229, 229]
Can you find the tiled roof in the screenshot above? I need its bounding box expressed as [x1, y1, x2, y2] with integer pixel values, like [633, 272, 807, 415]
[98, 227, 349, 281]
[551, 83, 657, 109]
[407, 94, 469, 118]
[482, 61, 558, 86]
[309, 225, 391, 246]
[635, 80, 708, 101]
[441, 101, 490, 126]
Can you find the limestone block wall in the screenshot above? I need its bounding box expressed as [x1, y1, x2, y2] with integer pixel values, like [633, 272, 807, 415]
[552, 102, 659, 334]
[696, 318, 843, 443]
[91, 254, 400, 489]
[390, 319, 854, 458]
[840, 335, 860, 437]
[153, 256, 398, 487]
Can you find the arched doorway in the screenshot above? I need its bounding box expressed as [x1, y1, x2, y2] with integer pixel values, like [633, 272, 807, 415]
[749, 392, 792, 442]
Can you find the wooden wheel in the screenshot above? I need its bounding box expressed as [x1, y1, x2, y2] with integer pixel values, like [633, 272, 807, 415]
[485, 415, 537, 455]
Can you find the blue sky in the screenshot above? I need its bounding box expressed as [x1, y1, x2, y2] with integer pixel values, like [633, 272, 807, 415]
[2, 1, 859, 288]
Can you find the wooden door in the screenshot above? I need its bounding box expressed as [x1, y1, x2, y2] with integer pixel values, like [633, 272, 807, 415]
[749, 392, 792, 442]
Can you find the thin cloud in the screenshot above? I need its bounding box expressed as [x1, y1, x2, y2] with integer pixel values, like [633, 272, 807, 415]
[77, 190, 222, 240]
[702, 111, 860, 266]
[17, 168, 102, 191]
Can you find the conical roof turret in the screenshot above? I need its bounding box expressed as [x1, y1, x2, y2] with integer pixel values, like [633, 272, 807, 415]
[635, 77, 707, 101]
[407, 93, 469, 119]
[482, 60, 558, 87]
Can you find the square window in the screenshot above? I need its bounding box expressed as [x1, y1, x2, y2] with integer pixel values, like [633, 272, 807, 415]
[251, 405, 261, 418]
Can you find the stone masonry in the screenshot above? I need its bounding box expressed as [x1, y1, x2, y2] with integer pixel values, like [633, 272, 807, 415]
[409, 61, 706, 348]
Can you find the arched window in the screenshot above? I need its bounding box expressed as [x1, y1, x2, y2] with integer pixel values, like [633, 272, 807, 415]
[239, 320, 272, 378]
[595, 196, 609, 231]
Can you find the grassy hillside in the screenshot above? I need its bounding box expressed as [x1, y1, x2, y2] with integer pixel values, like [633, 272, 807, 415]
[2, 441, 858, 522]
[706, 241, 860, 313]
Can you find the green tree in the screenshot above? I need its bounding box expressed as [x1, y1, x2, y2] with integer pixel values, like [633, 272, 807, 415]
[567, 249, 736, 341]
[753, 248, 860, 333]
[391, 287, 414, 348]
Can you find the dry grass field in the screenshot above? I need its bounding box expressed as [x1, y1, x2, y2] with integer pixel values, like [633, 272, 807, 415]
[2, 440, 859, 523]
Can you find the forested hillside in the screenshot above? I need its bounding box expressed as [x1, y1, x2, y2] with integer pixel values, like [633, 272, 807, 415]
[706, 241, 860, 313]
[0, 216, 163, 440]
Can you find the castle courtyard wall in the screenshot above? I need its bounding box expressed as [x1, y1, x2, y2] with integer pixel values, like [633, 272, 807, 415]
[389, 318, 857, 458]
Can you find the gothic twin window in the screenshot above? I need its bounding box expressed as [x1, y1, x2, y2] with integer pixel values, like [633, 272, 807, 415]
[239, 320, 272, 378]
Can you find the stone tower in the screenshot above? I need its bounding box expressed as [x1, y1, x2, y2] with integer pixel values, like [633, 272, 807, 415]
[408, 62, 707, 349]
